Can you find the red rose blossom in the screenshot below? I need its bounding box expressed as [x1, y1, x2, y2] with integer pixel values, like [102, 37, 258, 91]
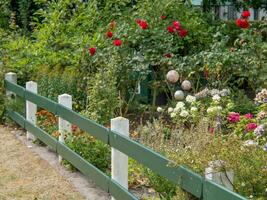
[244, 113, 253, 119]
[139, 20, 148, 29]
[161, 15, 166, 20]
[246, 123, 257, 132]
[178, 29, 188, 38]
[236, 18, 250, 29]
[113, 39, 122, 46]
[167, 26, 175, 33]
[173, 21, 181, 30]
[242, 10, 251, 18]
[106, 31, 113, 38]
[227, 112, 240, 123]
[164, 53, 172, 58]
[89, 47, 96, 56]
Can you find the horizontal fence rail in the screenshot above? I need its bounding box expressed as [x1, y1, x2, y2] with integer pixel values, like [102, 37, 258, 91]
[4, 79, 247, 200]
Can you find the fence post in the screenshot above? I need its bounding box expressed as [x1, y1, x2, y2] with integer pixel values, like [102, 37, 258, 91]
[5, 72, 17, 97]
[26, 81, 37, 140]
[205, 160, 234, 191]
[58, 94, 72, 163]
[111, 117, 129, 200]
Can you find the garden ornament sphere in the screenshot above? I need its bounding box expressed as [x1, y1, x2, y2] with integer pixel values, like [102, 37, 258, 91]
[181, 80, 192, 91]
[174, 90, 184, 101]
[166, 70, 179, 83]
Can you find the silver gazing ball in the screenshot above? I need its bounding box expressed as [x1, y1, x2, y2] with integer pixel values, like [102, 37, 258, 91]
[181, 80, 192, 91]
[166, 70, 179, 84]
[174, 90, 185, 101]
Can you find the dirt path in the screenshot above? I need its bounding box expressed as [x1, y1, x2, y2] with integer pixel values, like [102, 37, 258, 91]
[0, 126, 95, 200]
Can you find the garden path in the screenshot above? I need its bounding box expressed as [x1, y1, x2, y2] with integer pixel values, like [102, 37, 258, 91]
[0, 126, 109, 200]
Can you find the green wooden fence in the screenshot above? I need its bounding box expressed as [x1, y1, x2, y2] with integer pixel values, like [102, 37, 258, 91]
[4, 79, 247, 200]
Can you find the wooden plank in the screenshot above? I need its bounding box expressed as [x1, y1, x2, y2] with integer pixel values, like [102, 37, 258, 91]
[203, 180, 247, 200]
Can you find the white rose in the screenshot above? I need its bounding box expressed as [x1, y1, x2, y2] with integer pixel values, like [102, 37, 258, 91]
[168, 107, 174, 113]
[176, 102, 185, 109]
[212, 94, 221, 101]
[186, 95, 196, 103]
[180, 110, 189, 117]
[157, 107, 163, 113]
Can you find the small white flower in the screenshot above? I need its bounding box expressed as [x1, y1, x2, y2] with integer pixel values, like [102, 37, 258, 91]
[216, 106, 222, 112]
[190, 107, 198, 112]
[176, 102, 185, 109]
[210, 89, 220, 96]
[207, 107, 214, 114]
[170, 112, 177, 118]
[241, 182, 245, 187]
[173, 107, 180, 113]
[157, 107, 163, 113]
[212, 94, 221, 101]
[185, 95, 196, 103]
[168, 107, 174, 113]
[180, 110, 189, 117]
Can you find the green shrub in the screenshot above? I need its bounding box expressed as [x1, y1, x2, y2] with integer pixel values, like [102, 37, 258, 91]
[65, 133, 111, 173]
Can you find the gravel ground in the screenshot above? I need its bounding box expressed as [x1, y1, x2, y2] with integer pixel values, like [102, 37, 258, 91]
[0, 125, 109, 200]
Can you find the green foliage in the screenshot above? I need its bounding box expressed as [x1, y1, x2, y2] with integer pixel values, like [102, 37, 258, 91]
[178, 25, 267, 91]
[65, 133, 111, 173]
[145, 169, 177, 199]
[37, 75, 87, 111]
[230, 90, 257, 114]
[0, 0, 11, 29]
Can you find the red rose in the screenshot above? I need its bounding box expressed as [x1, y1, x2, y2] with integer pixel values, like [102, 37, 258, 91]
[167, 26, 175, 33]
[178, 29, 188, 38]
[236, 18, 250, 29]
[242, 10, 251, 18]
[89, 47, 96, 56]
[106, 31, 113, 38]
[173, 21, 181, 30]
[246, 123, 257, 132]
[164, 53, 172, 58]
[113, 39, 122, 46]
[139, 20, 148, 29]
[161, 15, 166, 20]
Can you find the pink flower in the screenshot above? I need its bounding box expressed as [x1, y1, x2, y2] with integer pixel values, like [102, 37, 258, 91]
[244, 113, 253, 119]
[227, 112, 240, 123]
[246, 123, 257, 132]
